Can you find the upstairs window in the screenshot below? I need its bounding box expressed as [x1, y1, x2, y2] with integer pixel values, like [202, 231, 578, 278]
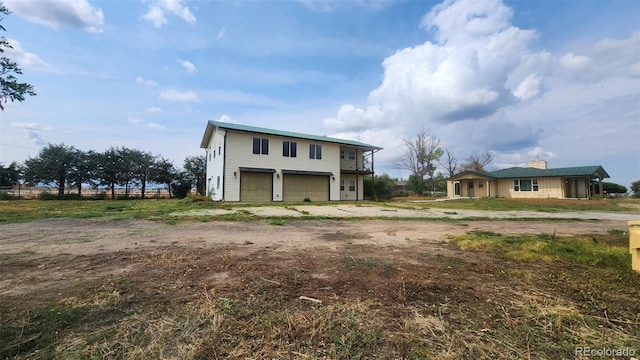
[283, 141, 297, 157]
[309, 144, 322, 160]
[253, 137, 269, 155]
[340, 150, 345, 159]
[348, 151, 355, 160]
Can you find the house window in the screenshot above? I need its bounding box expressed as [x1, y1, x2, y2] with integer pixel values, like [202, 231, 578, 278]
[478, 180, 484, 188]
[514, 179, 538, 192]
[349, 180, 356, 191]
[216, 176, 220, 190]
[209, 152, 212, 161]
[309, 144, 322, 159]
[348, 151, 355, 160]
[218, 146, 221, 155]
[340, 180, 345, 191]
[282, 141, 297, 157]
[340, 150, 345, 159]
[454, 181, 460, 196]
[253, 137, 269, 155]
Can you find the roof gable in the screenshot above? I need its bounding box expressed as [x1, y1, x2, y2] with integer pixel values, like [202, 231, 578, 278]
[200, 120, 382, 151]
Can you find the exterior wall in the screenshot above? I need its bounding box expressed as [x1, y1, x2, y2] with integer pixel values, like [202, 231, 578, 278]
[339, 146, 366, 200]
[495, 177, 563, 199]
[340, 174, 358, 200]
[205, 129, 226, 201]
[221, 130, 341, 201]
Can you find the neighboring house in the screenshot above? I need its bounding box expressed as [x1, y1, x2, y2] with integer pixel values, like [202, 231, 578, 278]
[200, 120, 382, 202]
[446, 160, 610, 199]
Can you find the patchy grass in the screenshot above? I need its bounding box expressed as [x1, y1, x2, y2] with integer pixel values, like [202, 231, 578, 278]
[394, 197, 635, 212]
[2, 227, 638, 359]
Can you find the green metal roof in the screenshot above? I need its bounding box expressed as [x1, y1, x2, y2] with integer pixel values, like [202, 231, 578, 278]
[201, 120, 382, 151]
[449, 165, 609, 181]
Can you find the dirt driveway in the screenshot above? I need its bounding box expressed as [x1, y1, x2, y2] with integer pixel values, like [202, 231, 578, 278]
[0, 215, 630, 309]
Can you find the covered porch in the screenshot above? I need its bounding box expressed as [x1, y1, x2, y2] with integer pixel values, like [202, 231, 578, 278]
[446, 172, 496, 198]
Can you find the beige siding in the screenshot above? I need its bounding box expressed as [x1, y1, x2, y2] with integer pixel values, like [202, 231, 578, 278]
[495, 177, 563, 198]
[223, 131, 341, 201]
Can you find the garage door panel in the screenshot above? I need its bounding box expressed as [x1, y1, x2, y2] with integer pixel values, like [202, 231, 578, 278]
[283, 174, 329, 202]
[241, 172, 272, 202]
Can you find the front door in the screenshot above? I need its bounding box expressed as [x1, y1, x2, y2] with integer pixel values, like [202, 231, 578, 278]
[467, 181, 474, 197]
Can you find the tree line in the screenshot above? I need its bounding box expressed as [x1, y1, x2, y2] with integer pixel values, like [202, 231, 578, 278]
[0, 143, 205, 199]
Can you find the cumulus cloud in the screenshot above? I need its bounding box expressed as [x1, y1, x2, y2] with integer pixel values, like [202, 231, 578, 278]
[141, 0, 196, 28]
[216, 114, 237, 123]
[324, 0, 543, 135]
[136, 76, 157, 86]
[159, 89, 198, 102]
[127, 116, 143, 124]
[4, 0, 104, 32]
[147, 106, 162, 113]
[557, 32, 640, 82]
[4, 39, 49, 70]
[177, 59, 197, 73]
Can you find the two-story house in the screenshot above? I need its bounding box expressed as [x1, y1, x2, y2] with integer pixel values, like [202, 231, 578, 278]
[200, 120, 383, 202]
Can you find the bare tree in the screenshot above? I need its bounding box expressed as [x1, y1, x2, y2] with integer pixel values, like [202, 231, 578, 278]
[438, 148, 457, 177]
[394, 128, 443, 193]
[460, 150, 494, 172]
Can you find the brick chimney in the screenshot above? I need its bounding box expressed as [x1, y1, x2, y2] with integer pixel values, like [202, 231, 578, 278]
[528, 160, 547, 169]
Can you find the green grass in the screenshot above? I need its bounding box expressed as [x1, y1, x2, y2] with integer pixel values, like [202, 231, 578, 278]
[455, 230, 632, 269]
[390, 197, 635, 212]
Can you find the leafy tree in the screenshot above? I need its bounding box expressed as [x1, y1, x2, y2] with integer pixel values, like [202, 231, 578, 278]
[171, 171, 192, 199]
[150, 157, 177, 198]
[95, 147, 124, 199]
[600, 182, 627, 195]
[394, 128, 443, 192]
[0, 161, 19, 187]
[406, 174, 427, 195]
[22, 143, 77, 197]
[183, 155, 206, 196]
[630, 180, 640, 198]
[459, 150, 494, 172]
[364, 174, 396, 201]
[0, 3, 36, 110]
[68, 149, 96, 196]
[124, 148, 155, 198]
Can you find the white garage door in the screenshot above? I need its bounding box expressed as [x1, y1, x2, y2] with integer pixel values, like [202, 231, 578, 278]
[240, 172, 273, 202]
[283, 174, 329, 202]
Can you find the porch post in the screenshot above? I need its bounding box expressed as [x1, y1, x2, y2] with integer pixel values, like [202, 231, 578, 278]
[371, 150, 377, 202]
[598, 177, 603, 199]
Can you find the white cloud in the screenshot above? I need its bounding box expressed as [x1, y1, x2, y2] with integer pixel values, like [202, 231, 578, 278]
[177, 59, 197, 73]
[4, 0, 104, 32]
[513, 74, 541, 101]
[559, 53, 591, 71]
[136, 76, 157, 86]
[4, 39, 49, 70]
[141, 0, 196, 28]
[147, 106, 162, 113]
[10, 122, 39, 129]
[26, 130, 46, 146]
[127, 116, 143, 124]
[159, 89, 199, 102]
[324, 0, 541, 134]
[147, 122, 165, 130]
[216, 115, 237, 123]
[216, 27, 226, 40]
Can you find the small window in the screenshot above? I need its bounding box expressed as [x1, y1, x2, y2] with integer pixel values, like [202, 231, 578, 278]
[216, 176, 220, 190]
[513, 179, 520, 192]
[349, 180, 355, 192]
[209, 153, 212, 161]
[309, 144, 322, 159]
[533, 179, 539, 191]
[218, 146, 221, 155]
[340, 150, 345, 159]
[340, 180, 345, 191]
[283, 141, 297, 157]
[348, 151, 355, 160]
[253, 137, 268, 155]
[478, 180, 484, 188]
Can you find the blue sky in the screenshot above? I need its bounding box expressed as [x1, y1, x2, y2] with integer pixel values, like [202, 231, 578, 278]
[1, 0, 639, 188]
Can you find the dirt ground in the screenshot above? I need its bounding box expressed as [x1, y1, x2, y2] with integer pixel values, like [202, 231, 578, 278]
[0, 217, 629, 317]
